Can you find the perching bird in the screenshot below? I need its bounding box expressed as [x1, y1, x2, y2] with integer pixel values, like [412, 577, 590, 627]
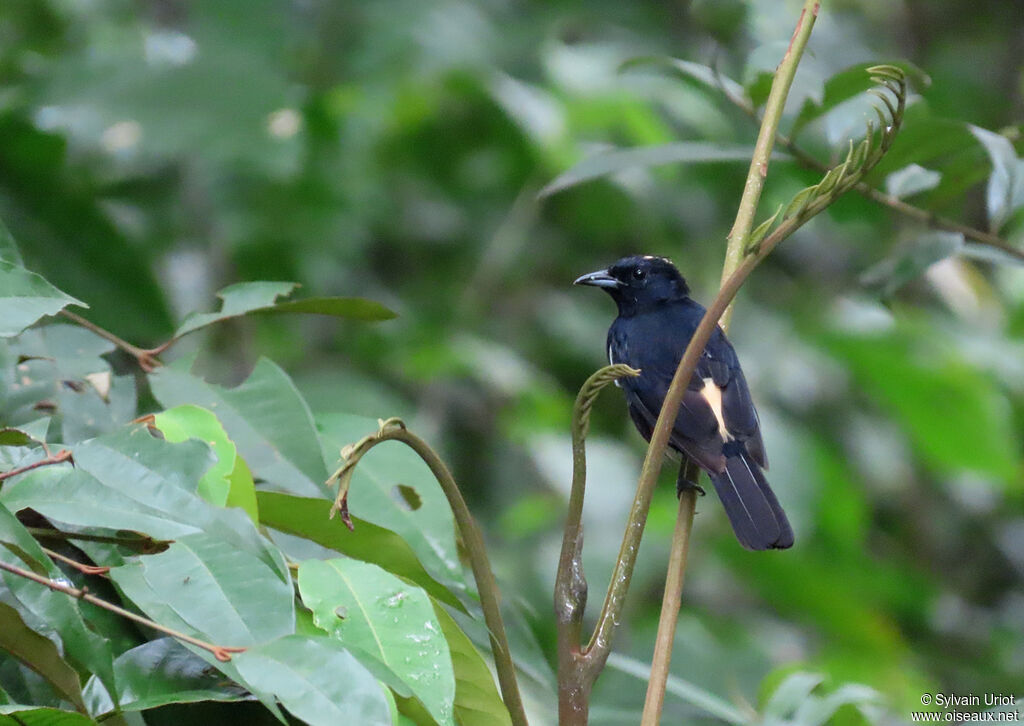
[574, 255, 793, 550]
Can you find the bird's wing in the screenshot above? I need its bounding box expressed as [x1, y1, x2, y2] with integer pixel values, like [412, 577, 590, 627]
[697, 330, 768, 468]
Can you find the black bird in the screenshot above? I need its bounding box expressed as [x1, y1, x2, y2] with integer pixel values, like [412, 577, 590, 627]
[574, 255, 793, 550]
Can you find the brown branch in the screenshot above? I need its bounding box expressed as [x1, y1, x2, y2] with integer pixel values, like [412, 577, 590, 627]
[0, 558, 245, 662]
[41, 547, 111, 576]
[57, 310, 165, 372]
[0, 449, 72, 483]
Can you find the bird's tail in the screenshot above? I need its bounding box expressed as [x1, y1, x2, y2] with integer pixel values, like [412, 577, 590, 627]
[708, 445, 793, 551]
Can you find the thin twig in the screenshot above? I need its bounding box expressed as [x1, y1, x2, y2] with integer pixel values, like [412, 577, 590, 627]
[57, 310, 164, 372]
[328, 419, 529, 726]
[0, 449, 72, 483]
[41, 546, 111, 576]
[641, 3, 820, 724]
[0, 558, 245, 661]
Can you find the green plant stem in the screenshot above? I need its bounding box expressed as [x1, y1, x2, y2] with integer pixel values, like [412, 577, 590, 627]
[641, 3, 819, 724]
[0, 558, 245, 661]
[722, 0, 820, 327]
[328, 421, 529, 726]
[640, 486, 697, 724]
[555, 364, 640, 723]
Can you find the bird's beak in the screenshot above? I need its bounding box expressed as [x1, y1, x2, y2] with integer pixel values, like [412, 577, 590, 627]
[573, 269, 621, 288]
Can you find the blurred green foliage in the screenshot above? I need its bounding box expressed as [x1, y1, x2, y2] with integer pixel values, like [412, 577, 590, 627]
[0, 0, 1023, 723]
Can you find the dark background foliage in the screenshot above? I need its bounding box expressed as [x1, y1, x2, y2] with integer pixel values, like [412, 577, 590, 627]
[1, 0, 1022, 723]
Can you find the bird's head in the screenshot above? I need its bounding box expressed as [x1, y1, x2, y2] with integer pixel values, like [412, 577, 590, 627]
[574, 255, 690, 312]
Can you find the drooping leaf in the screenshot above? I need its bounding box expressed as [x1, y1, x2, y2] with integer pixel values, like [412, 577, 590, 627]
[620, 57, 748, 104]
[298, 558, 456, 726]
[82, 638, 248, 715]
[0, 603, 88, 715]
[173, 281, 395, 339]
[232, 635, 392, 726]
[0, 503, 116, 707]
[432, 602, 511, 726]
[317, 413, 466, 598]
[539, 143, 767, 197]
[0, 262, 85, 338]
[150, 357, 327, 497]
[256, 491, 464, 610]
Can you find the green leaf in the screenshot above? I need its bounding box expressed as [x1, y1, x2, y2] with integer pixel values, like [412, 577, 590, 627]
[298, 558, 456, 726]
[969, 125, 1024, 231]
[174, 281, 395, 339]
[539, 143, 766, 197]
[111, 532, 294, 647]
[82, 638, 247, 714]
[256, 491, 464, 610]
[432, 603, 511, 726]
[0, 706, 97, 725]
[783, 184, 819, 219]
[150, 357, 327, 497]
[225, 455, 259, 524]
[0, 603, 88, 715]
[885, 163, 942, 198]
[152, 405, 236, 506]
[0, 502, 116, 707]
[2, 426, 288, 581]
[746, 204, 783, 252]
[0, 262, 86, 338]
[763, 671, 825, 718]
[232, 634, 392, 726]
[317, 413, 466, 598]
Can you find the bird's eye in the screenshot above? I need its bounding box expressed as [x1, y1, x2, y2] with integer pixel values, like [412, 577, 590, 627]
[632, 267, 646, 281]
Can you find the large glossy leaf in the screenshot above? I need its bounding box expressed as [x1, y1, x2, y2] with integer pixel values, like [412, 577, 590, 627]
[0, 503, 116, 706]
[1, 426, 287, 582]
[233, 634, 391, 726]
[174, 281, 396, 339]
[432, 603, 510, 726]
[539, 143, 765, 197]
[0, 262, 85, 338]
[298, 558, 456, 726]
[112, 532, 293, 647]
[256, 491, 464, 610]
[82, 638, 248, 715]
[0, 604, 87, 715]
[150, 357, 327, 497]
[317, 413, 466, 598]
